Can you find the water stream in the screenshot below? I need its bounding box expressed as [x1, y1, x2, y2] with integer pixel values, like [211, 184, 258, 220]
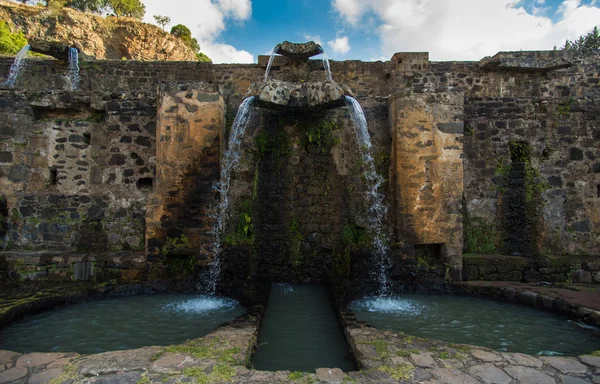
[203, 96, 255, 294]
[3, 45, 30, 88]
[321, 52, 333, 82]
[68, 47, 80, 90]
[344, 95, 391, 296]
[263, 49, 276, 81]
[252, 284, 356, 372]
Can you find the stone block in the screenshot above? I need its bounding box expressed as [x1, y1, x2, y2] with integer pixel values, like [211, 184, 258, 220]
[572, 269, 592, 283]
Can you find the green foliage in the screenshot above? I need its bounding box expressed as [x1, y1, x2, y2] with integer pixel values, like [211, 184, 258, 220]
[509, 140, 531, 162]
[254, 130, 292, 166]
[166, 254, 195, 275]
[170, 24, 211, 62]
[153, 15, 170, 30]
[464, 217, 499, 254]
[288, 371, 305, 380]
[301, 120, 341, 153]
[109, 0, 145, 18]
[167, 337, 240, 364]
[64, 0, 105, 13]
[563, 26, 600, 52]
[336, 221, 368, 276]
[160, 234, 188, 256]
[0, 21, 28, 55]
[223, 199, 254, 246]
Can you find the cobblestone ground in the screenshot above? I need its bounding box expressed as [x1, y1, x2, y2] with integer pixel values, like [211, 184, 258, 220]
[1, 320, 600, 384]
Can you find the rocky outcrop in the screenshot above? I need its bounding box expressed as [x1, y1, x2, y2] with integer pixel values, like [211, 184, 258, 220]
[0, 0, 197, 61]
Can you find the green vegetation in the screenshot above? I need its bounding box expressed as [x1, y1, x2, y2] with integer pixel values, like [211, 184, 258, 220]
[255, 130, 292, 165]
[464, 217, 499, 254]
[31, 0, 147, 19]
[183, 363, 237, 384]
[288, 371, 305, 380]
[0, 21, 28, 55]
[301, 120, 341, 153]
[223, 199, 254, 246]
[153, 15, 170, 30]
[377, 363, 415, 381]
[395, 348, 420, 358]
[170, 24, 211, 62]
[562, 26, 600, 52]
[166, 337, 241, 364]
[160, 234, 188, 256]
[335, 221, 368, 276]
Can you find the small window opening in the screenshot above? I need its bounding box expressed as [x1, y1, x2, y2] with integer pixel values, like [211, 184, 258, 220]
[597, 184, 600, 198]
[49, 168, 58, 185]
[137, 178, 153, 191]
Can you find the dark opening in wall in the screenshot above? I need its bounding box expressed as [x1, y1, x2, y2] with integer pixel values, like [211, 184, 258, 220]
[414, 243, 443, 259]
[49, 168, 58, 185]
[597, 185, 600, 198]
[137, 178, 153, 191]
[32, 106, 106, 122]
[83, 133, 91, 145]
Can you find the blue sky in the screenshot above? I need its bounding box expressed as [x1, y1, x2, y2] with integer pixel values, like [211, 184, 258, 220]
[141, 0, 600, 63]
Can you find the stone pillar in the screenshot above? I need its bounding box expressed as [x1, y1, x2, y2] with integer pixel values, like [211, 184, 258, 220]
[146, 83, 225, 259]
[389, 91, 464, 281]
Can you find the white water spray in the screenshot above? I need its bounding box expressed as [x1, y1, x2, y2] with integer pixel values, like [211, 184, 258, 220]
[344, 95, 392, 296]
[203, 96, 255, 294]
[3, 45, 30, 88]
[263, 49, 277, 81]
[68, 47, 80, 90]
[321, 52, 333, 82]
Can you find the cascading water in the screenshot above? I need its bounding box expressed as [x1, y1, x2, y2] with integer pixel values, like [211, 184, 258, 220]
[321, 52, 333, 82]
[203, 96, 256, 294]
[344, 95, 392, 296]
[263, 49, 277, 81]
[3, 45, 30, 88]
[68, 47, 80, 90]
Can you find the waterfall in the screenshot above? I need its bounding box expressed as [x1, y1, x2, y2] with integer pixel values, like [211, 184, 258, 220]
[321, 52, 333, 82]
[68, 47, 80, 90]
[203, 96, 256, 294]
[263, 48, 277, 82]
[344, 95, 391, 296]
[3, 45, 30, 88]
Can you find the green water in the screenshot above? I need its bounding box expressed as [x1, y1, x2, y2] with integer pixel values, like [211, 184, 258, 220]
[350, 294, 600, 356]
[252, 284, 356, 372]
[0, 294, 245, 354]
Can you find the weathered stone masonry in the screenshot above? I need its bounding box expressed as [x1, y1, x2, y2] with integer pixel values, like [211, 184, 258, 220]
[0, 49, 598, 284]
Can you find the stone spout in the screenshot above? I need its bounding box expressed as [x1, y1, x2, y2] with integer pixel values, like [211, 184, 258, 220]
[29, 39, 81, 61]
[247, 79, 353, 111]
[273, 41, 324, 61]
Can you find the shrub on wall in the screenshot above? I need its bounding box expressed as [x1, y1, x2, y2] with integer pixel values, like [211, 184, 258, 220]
[0, 21, 28, 55]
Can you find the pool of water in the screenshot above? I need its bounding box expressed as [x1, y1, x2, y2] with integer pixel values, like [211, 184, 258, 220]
[0, 294, 245, 354]
[252, 284, 356, 372]
[350, 294, 600, 356]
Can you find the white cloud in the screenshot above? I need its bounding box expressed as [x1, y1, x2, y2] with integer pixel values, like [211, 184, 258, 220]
[143, 0, 254, 63]
[332, 0, 600, 61]
[332, 0, 363, 25]
[328, 36, 351, 54]
[304, 34, 323, 45]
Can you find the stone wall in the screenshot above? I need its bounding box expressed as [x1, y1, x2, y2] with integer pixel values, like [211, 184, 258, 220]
[0, 49, 599, 285]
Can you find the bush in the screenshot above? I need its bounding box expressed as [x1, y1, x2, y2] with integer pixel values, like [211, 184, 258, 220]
[0, 21, 28, 55]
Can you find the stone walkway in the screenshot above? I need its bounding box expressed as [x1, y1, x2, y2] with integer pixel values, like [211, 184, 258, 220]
[1, 319, 600, 383]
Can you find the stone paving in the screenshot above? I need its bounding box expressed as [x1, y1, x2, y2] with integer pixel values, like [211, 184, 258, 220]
[1, 320, 600, 383]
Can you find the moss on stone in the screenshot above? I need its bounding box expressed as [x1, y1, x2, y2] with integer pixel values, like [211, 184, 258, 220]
[463, 217, 500, 254]
[166, 337, 240, 364]
[395, 348, 420, 358]
[288, 371, 305, 380]
[377, 363, 415, 382]
[183, 363, 237, 384]
[300, 119, 342, 153]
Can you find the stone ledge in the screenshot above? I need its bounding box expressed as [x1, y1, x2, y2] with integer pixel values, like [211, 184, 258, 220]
[479, 50, 573, 72]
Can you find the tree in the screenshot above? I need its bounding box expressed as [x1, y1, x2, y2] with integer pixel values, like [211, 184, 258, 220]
[563, 26, 600, 52]
[65, 0, 106, 13]
[171, 24, 199, 52]
[0, 21, 28, 55]
[108, 0, 145, 19]
[153, 15, 170, 31]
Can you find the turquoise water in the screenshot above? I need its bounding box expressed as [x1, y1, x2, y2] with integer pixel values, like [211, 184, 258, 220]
[0, 294, 245, 354]
[252, 284, 356, 372]
[350, 294, 600, 356]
